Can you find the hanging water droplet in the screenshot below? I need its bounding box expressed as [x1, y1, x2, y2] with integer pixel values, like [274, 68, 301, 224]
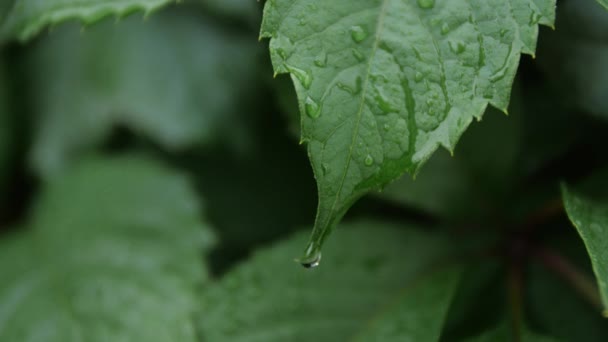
[364, 154, 374, 166]
[286, 65, 312, 89]
[449, 40, 466, 54]
[414, 72, 424, 82]
[352, 48, 365, 62]
[417, 0, 435, 9]
[529, 12, 542, 25]
[305, 96, 321, 118]
[441, 22, 450, 35]
[314, 51, 327, 67]
[350, 25, 368, 43]
[299, 241, 322, 268]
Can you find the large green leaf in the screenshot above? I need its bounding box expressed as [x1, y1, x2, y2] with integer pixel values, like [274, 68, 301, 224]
[598, 0, 608, 10]
[198, 221, 462, 341]
[260, 0, 556, 263]
[562, 185, 608, 315]
[0, 0, 171, 42]
[24, 9, 259, 179]
[0, 155, 216, 341]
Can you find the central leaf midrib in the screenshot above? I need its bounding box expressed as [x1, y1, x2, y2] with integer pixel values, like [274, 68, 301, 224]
[326, 0, 390, 221]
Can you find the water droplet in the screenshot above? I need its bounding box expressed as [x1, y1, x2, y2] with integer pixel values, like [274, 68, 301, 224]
[441, 22, 450, 35]
[286, 65, 312, 89]
[305, 96, 321, 118]
[350, 25, 368, 43]
[499, 28, 508, 37]
[314, 51, 327, 67]
[276, 47, 288, 60]
[449, 40, 466, 54]
[417, 0, 435, 9]
[336, 76, 362, 95]
[529, 12, 542, 25]
[383, 123, 391, 131]
[352, 48, 365, 62]
[299, 242, 322, 268]
[321, 163, 330, 175]
[299, 18, 307, 26]
[364, 154, 374, 166]
[375, 89, 398, 113]
[414, 72, 424, 82]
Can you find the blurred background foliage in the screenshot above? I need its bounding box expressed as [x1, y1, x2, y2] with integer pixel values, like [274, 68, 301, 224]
[0, 0, 608, 340]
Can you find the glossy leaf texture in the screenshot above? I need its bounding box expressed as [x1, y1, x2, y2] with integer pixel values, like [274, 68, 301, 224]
[23, 8, 259, 179]
[598, 0, 608, 10]
[0, 0, 171, 42]
[260, 0, 556, 263]
[197, 221, 462, 341]
[0, 155, 216, 341]
[562, 185, 608, 315]
[537, 0, 608, 120]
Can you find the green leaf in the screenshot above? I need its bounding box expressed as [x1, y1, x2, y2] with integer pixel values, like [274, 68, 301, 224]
[198, 221, 462, 341]
[466, 322, 557, 342]
[598, 0, 608, 10]
[0, 155, 216, 341]
[562, 185, 608, 315]
[24, 8, 259, 179]
[260, 0, 556, 262]
[0, 56, 11, 190]
[0, 0, 171, 42]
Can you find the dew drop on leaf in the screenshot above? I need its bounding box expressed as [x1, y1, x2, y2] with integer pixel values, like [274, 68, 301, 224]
[441, 22, 450, 35]
[299, 241, 322, 269]
[305, 96, 321, 118]
[417, 0, 435, 9]
[364, 154, 374, 166]
[414, 72, 424, 82]
[449, 40, 466, 54]
[286, 65, 312, 89]
[352, 48, 365, 62]
[350, 25, 368, 43]
[314, 51, 327, 67]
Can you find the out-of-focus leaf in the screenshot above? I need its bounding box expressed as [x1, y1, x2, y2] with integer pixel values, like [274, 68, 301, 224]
[0, 56, 10, 190]
[260, 0, 556, 263]
[0, 155, 216, 341]
[198, 221, 461, 341]
[0, 0, 171, 42]
[538, 0, 608, 119]
[25, 8, 259, 179]
[466, 322, 557, 342]
[597, 0, 608, 10]
[527, 254, 608, 342]
[562, 185, 608, 314]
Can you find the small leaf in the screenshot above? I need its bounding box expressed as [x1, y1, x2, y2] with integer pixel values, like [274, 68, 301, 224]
[562, 185, 608, 315]
[24, 9, 259, 179]
[0, 0, 171, 42]
[0, 155, 216, 341]
[260, 0, 556, 261]
[198, 221, 462, 341]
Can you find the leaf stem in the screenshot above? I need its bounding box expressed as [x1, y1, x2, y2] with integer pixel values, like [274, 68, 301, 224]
[535, 246, 604, 313]
[507, 261, 524, 342]
[521, 196, 564, 232]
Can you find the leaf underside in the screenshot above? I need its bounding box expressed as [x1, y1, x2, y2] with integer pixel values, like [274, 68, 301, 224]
[0, 0, 171, 42]
[562, 186, 608, 315]
[0, 155, 216, 341]
[198, 221, 461, 341]
[260, 0, 556, 262]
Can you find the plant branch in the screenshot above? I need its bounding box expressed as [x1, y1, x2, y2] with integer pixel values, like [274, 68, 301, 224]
[535, 246, 604, 313]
